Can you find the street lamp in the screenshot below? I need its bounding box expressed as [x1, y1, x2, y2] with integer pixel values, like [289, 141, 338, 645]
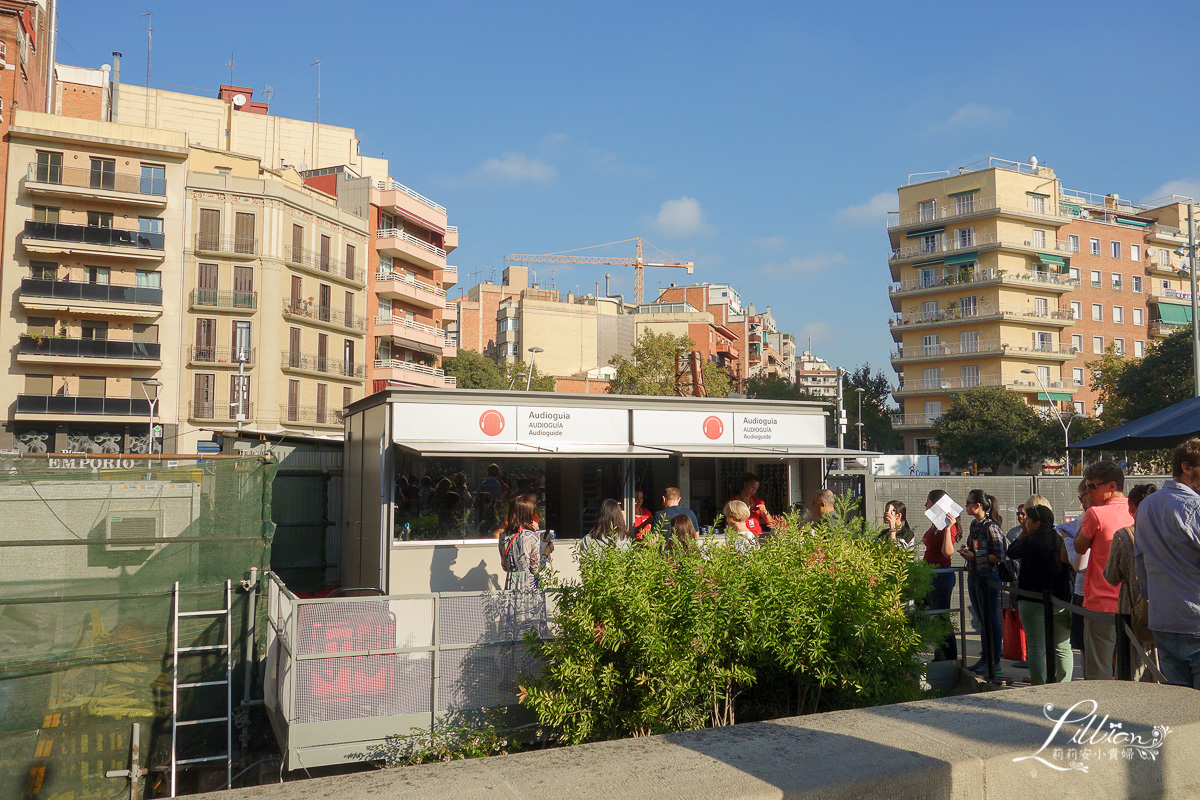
[1021, 368, 1080, 475]
[526, 346, 544, 391]
[1171, 200, 1200, 397]
[141, 378, 163, 455]
[855, 387, 865, 450]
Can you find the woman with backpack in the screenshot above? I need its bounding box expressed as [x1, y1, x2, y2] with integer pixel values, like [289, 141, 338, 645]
[1007, 503, 1074, 684]
[499, 494, 544, 590]
[959, 489, 1006, 675]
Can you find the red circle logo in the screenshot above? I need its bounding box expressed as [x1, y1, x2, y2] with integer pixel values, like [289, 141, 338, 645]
[479, 409, 505, 437]
[702, 415, 724, 440]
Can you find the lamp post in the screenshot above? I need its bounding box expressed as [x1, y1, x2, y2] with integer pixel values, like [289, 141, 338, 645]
[526, 346, 543, 391]
[1172, 200, 1200, 397]
[855, 387, 865, 450]
[141, 378, 163, 455]
[1021, 368, 1077, 475]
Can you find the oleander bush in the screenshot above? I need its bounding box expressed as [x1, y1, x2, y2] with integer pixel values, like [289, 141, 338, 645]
[520, 504, 943, 745]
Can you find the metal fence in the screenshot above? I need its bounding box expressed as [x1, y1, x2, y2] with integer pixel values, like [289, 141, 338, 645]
[263, 573, 548, 770]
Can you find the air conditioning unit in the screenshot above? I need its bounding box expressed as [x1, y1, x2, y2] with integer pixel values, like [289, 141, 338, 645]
[104, 511, 162, 551]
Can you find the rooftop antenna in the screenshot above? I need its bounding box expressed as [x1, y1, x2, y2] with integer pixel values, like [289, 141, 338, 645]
[225, 51, 234, 85]
[140, 12, 151, 126]
[260, 84, 274, 102]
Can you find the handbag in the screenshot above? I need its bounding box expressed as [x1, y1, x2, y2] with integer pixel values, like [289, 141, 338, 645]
[998, 557, 1020, 584]
[1002, 607, 1027, 660]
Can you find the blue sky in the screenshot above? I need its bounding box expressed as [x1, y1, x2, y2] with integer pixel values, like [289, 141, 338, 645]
[57, 1, 1200, 387]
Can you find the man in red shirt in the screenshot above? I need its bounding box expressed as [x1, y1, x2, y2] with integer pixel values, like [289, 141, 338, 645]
[1075, 461, 1133, 679]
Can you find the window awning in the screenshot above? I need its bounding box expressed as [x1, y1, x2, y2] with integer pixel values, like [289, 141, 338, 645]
[1116, 218, 1150, 228]
[1037, 252, 1070, 273]
[944, 252, 978, 266]
[1026, 192, 1050, 198]
[906, 227, 944, 239]
[1158, 304, 1193, 325]
[1038, 392, 1073, 403]
[947, 189, 980, 197]
[395, 442, 669, 459]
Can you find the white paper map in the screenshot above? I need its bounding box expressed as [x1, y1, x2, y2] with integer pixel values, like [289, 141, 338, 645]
[924, 494, 963, 528]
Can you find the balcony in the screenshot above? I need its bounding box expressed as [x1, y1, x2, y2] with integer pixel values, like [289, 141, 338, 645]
[443, 264, 458, 288]
[281, 350, 365, 380]
[717, 342, 740, 360]
[373, 178, 447, 215]
[889, 303, 1075, 331]
[887, 196, 1070, 232]
[18, 335, 161, 365]
[1007, 378, 1078, 395]
[890, 338, 1079, 363]
[189, 288, 258, 311]
[373, 358, 453, 388]
[278, 404, 345, 427]
[284, 244, 365, 286]
[187, 346, 256, 366]
[444, 226, 458, 253]
[19, 277, 163, 317]
[375, 270, 446, 310]
[891, 412, 940, 430]
[888, 231, 1073, 266]
[16, 394, 152, 417]
[282, 297, 367, 333]
[442, 337, 457, 359]
[1151, 319, 1189, 337]
[24, 221, 165, 260]
[888, 268, 1077, 298]
[376, 228, 447, 270]
[194, 233, 259, 258]
[25, 163, 167, 207]
[189, 401, 255, 422]
[893, 374, 1004, 396]
[374, 314, 447, 352]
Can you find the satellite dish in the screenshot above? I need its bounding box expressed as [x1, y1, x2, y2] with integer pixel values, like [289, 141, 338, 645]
[296, 162, 308, 172]
[232, 94, 247, 107]
[1146, 247, 1156, 257]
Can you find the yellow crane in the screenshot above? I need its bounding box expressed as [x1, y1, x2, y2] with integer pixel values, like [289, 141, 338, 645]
[505, 237, 694, 305]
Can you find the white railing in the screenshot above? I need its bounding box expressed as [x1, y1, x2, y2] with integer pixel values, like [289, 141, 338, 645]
[889, 268, 1077, 294]
[372, 178, 447, 213]
[894, 374, 1004, 393]
[890, 303, 1075, 327]
[445, 225, 458, 234]
[889, 231, 1073, 263]
[1008, 379, 1074, 391]
[377, 228, 448, 260]
[375, 270, 447, 299]
[887, 196, 1073, 229]
[1060, 187, 1141, 212]
[444, 265, 458, 278]
[374, 358, 446, 377]
[891, 338, 1079, 359]
[375, 314, 442, 337]
[891, 412, 941, 427]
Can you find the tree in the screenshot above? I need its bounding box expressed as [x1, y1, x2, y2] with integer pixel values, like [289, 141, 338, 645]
[933, 386, 1058, 473]
[607, 330, 733, 397]
[846, 365, 902, 453]
[1090, 330, 1194, 428]
[701, 362, 732, 398]
[503, 360, 555, 392]
[442, 349, 505, 389]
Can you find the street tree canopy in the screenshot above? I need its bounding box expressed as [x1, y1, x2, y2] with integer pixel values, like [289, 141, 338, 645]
[933, 386, 1057, 472]
[1090, 329, 1194, 427]
[503, 360, 555, 392]
[442, 350, 556, 391]
[607, 330, 730, 398]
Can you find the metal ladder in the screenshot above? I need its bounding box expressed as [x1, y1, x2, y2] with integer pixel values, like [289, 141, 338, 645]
[170, 580, 233, 797]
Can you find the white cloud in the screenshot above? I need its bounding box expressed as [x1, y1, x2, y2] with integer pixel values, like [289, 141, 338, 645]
[1143, 179, 1200, 205]
[760, 253, 847, 277]
[800, 322, 835, 345]
[927, 103, 1011, 134]
[649, 197, 713, 238]
[833, 192, 896, 225]
[540, 133, 654, 178]
[750, 235, 786, 249]
[468, 152, 556, 184]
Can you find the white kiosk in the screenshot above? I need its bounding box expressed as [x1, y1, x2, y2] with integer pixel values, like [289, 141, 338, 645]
[340, 388, 873, 594]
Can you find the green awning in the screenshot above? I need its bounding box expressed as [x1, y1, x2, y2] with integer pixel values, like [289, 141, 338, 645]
[906, 227, 944, 239]
[1026, 192, 1050, 198]
[1117, 218, 1150, 228]
[1038, 392, 1073, 403]
[1037, 253, 1066, 266]
[1159, 304, 1193, 325]
[1060, 203, 1082, 216]
[914, 259, 944, 267]
[944, 252, 979, 266]
[948, 188, 981, 197]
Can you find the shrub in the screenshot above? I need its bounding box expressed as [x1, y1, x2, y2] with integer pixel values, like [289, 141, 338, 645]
[357, 721, 514, 767]
[519, 506, 942, 745]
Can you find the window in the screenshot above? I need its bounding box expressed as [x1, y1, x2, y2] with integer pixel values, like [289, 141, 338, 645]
[81, 320, 108, 340]
[88, 211, 114, 228]
[1160, 249, 1173, 267]
[1068, 234, 1080, 253]
[136, 270, 161, 289]
[1029, 195, 1047, 214]
[1096, 401, 1105, 416]
[923, 401, 941, 424]
[1035, 297, 1048, 316]
[1133, 307, 1144, 326]
[957, 227, 974, 248]
[1074, 401, 1086, 416]
[1069, 267, 1081, 282]
[132, 323, 157, 343]
[89, 157, 115, 191]
[33, 205, 58, 223]
[138, 216, 162, 234]
[25, 374, 52, 396]
[290, 275, 302, 302]
[317, 333, 329, 370]
[1132, 275, 1143, 293]
[345, 244, 356, 280]
[1093, 335, 1104, 354]
[1071, 334, 1083, 352]
[30, 260, 57, 280]
[1034, 331, 1053, 351]
[959, 295, 977, 315]
[344, 291, 354, 324]
[1134, 340, 1145, 358]
[1070, 301, 1082, 319]
[1090, 269, 1102, 288]
[1037, 365, 1051, 385]
[140, 163, 165, 195]
[1073, 367, 1085, 386]
[1113, 306, 1124, 324]
[288, 328, 301, 367]
[287, 380, 299, 421]
[316, 383, 327, 422]
[500, 317, 520, 333]
[1090, 238, 1101, 255]
[199, 209, 220, 250]
[79, 376, 105, 397]
[1111, 273, 1123, 291]
[1032, 229, 1046, 247]
[918, 199, 936, 222]
[86, 266, 109, 285]
[26, 316, 54, 336]
[234, 265, 253, 299]
[318, 284, 331, 322]
[959, 331, 979, 353]
[920, 233, 939, 254]
[922, 367, 943, 387]
[35, 150, 62, 183]
[919, 267, 936, 287]
[1091, 303, 1102, 321]
[1113, 338, 1125, 355]
[508, 342, 519, 357]
[961, 365, 980, 387]
[1111, 241, 1121, 259]
[343, 387, 353, 412]
[319, 234, 331, 269]
[955, 194, 974, 215]
[1131, 244, 1140, 262]
[921, 300, 938, 318]
[195, 318, 216, 359]
[234, 212, 256, 254]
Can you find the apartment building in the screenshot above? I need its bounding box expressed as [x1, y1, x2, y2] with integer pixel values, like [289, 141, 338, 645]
[1, 109, 186, 453]
[887, 156, 1196, 456]
[797, 350, 838, 398]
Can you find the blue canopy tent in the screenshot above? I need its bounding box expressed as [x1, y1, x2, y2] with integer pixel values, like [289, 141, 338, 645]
[1073, 395, 1200, 450]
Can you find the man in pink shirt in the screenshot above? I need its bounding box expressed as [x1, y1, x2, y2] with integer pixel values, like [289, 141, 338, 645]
[1074, 461, 1134, 679]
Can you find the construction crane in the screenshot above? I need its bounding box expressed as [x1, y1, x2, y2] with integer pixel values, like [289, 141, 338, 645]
[505, 237, 694, 305]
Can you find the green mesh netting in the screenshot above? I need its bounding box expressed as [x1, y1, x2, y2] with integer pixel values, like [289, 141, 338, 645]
[0, 454, 277, 799]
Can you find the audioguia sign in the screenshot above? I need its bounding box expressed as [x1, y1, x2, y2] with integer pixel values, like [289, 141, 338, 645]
[632, 409, 823, 448]
[393, 403, 626, 445]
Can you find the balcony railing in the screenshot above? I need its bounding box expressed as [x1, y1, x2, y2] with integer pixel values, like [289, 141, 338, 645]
[891, 338, 1079, 360]
[889, 268, 1077, 294]
[188, 346, 256, 365]
[195, 233, 259, 256]
[281, 350, 365, 378]
[17, 394, 153, 416]
[278, 404, 346, 425]
[887, 196, 1069, 229]
[283, 245, 365, 284]
[375, 313, 445, 341]
[190, 288, 258, 310]
[375, 270, 447, 300]
[27, 163, 166, 196]
[894, 375, 1004, 393]
[190, 401, 255, 421]
[1150, 319, 1188, 335]
[374, 358, 446, 378]
[282, 298, 367, 332]
[18, 336, 161, 360]
[20, 277, 163, 305]
[889, 231, 1072, 264]
[25, 220, 164, 251]
[372, 178, 446, 213]
[891, 412, 941, 428]
[890, 303, 1074, 328]
[376, 228, 448, 260]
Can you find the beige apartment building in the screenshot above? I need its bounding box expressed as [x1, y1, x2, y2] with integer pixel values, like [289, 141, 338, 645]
[888, 156, 1197, 459]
